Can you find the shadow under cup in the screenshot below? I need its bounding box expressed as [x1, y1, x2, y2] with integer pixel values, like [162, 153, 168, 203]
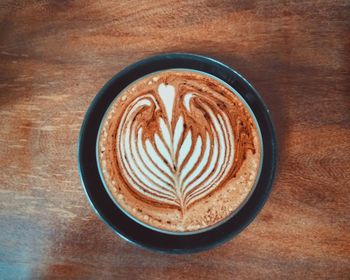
[78, 53, 277, 253]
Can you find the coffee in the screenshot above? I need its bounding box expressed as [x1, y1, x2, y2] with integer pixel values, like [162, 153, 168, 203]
[98, 70, 261, 232]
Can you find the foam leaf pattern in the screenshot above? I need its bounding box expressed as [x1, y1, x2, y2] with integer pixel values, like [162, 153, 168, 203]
[117, 84, 235, 212]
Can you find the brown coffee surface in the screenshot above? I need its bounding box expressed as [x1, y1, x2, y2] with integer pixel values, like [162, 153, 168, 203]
[98, 70, 261, 232]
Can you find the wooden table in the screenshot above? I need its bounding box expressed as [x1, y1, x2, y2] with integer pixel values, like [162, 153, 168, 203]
[1, 1, 349, 279]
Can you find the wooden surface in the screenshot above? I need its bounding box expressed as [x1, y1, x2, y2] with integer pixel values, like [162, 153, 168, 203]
[0, 0, 349, 279]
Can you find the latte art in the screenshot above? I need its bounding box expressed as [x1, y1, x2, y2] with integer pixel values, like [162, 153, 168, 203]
[118, 83, 236, 213]
[99, 70, 261, 232]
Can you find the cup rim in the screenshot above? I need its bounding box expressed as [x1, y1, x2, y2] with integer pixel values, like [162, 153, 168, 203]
[95, 68, 265, 235]
[78, 53, 277, 253]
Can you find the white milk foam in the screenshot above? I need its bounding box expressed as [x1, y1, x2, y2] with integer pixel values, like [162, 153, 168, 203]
[117, 83, 235, 211]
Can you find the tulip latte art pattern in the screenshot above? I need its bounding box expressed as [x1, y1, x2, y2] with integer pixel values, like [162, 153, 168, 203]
[119, 84, 236, 210]
[99, 71, 261, 232]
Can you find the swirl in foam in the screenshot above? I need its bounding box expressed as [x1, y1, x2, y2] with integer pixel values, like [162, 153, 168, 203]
[98, 70, 261, 232]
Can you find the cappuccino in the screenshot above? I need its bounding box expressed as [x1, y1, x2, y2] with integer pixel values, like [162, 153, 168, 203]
[98, 70, 261, 232]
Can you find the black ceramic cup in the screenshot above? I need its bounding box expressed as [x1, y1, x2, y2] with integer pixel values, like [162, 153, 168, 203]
[78, 53, 277, 253]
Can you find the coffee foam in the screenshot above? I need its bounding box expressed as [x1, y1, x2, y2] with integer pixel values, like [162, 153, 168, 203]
[98, 70, 261, 232]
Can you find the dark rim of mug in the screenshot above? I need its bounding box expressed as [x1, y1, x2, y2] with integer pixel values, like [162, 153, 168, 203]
[78, 53, 277, 254]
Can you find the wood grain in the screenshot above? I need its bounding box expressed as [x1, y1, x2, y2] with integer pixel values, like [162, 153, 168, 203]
[0, 0, 349, 279]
